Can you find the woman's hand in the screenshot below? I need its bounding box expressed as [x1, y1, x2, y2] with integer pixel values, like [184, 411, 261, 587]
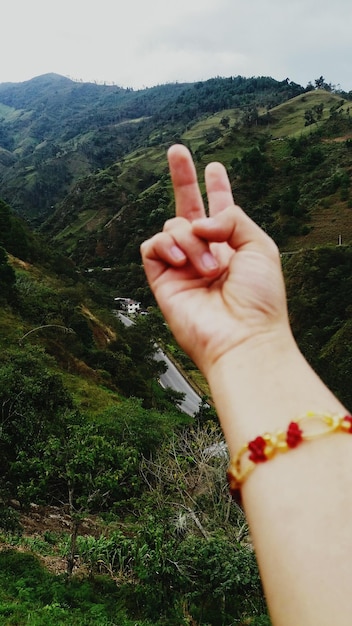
[140, 144, 289, 376]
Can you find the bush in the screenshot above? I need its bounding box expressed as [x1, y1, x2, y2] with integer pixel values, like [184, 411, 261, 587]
[0, 549, 136, 625]
[0, 503, 21, 534]
[175, 533, 265, 624]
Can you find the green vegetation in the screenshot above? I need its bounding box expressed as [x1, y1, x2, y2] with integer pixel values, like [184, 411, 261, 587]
[34, 84, 352, 297]
[0, 423, 269, 625]
[284, 244, 352, 409]
[0, 73, 305, 222]
[0, 201, 268, 624]
[0, 550, 147, 625]
[0, 72, 351, 624]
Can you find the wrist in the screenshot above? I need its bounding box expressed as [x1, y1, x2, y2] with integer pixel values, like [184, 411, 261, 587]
[207, 325, 296, 388]
[207, 329, 346, 456]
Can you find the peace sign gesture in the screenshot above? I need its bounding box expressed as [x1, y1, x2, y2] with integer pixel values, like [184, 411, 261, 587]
[141, 144, 288, 377]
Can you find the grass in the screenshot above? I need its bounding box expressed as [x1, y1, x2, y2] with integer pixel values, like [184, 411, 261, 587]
[0, 308, 25, 346]
[292, 200, 352, 249]
[267, 90, 348, 138]
[0, 103, 21, 122]
[55, 209, 102, 242]
[188, 369, 211, 399]
[62, 372, 122, 417]
[182, 108, 241, 152]
[0, 547, 183, 625]
[121, 145, 167, 175]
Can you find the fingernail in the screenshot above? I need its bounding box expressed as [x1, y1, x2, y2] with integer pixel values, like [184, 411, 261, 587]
[171, 245, 186, 261]
[202, 251, 218, 270]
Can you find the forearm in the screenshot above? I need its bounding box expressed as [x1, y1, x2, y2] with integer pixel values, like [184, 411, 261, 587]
[208, 331, 351, 626]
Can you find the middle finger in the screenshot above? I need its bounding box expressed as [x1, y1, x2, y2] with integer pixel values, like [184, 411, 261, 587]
[205, 161, 234, 217]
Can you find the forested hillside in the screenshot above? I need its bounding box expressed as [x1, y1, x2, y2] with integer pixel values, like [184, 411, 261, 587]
[0, 206, 267, 625]
[0, 73, 304, 223]
[0, 73, 351, 625]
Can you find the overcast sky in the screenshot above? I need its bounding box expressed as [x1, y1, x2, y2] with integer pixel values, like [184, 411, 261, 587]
[2, 0, 351, 91]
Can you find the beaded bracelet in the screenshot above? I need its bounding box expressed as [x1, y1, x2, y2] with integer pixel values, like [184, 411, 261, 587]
[227, 411, 352, 494]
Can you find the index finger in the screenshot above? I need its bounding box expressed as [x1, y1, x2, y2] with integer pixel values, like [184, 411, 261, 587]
[167, 144, 206, 221]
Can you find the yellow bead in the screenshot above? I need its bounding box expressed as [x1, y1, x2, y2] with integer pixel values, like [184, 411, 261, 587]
[277, 441, 289, 452]
[264, 444, 276, 459]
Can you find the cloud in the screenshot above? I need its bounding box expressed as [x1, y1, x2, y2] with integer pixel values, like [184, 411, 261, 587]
[1, 0, 351, 91]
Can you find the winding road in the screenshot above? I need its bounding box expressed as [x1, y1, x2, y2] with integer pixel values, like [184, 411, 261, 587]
[153, 348, 202, 416]
[116, 312, 202, 416]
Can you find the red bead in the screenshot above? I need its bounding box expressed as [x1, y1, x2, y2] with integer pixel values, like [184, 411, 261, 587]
[248, 436, 268, 463]
[343, 415, 352, 433]
[286, 421, 303, 448]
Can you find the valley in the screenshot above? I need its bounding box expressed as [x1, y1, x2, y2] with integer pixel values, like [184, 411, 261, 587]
[0, 73, 351, 625]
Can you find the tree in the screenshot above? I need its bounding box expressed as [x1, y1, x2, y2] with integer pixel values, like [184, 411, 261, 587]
[220, 115, 230, 129]
[314, 76, 332, 91]
[243, 106, 259, 127]
[304, 109, 316, 126]
[315, 75, 326, 89]
[0, 199, 29, 260]
[314, 103, 324, 120]
[204, 126, 222, 143]
[39, 420, 139, 574]
[0, 346, 73, 483]
[0, 246, 15, 303]
[0, 200, 12, 247]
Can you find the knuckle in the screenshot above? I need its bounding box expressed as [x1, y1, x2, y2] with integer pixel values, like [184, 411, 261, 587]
[163, 218, 176, 232]
[163, 216, 188, 232]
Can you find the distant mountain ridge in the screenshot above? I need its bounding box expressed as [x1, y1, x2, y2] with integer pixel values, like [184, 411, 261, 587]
[46, 84, 352, 273]
[0, 72, 352, 280]
[0, 73, 305, 222]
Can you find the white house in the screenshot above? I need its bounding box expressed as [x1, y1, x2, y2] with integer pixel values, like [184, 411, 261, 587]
[114, 297, 141, 314]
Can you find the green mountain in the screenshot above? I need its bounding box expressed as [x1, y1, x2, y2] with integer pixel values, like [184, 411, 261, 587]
[1, 72, 351, 376]
[45, 86, 352, 305]
[0, 73, 352, 625]
[1, 73, 352, 392]
[0, 73, 304, 223]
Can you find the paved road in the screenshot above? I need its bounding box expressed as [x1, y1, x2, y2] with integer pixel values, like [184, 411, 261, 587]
[154, 348, 202, 416]
[116, 312, 202, 416]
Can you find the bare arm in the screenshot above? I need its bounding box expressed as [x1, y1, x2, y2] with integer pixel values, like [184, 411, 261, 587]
[140, 144, 351, 625]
